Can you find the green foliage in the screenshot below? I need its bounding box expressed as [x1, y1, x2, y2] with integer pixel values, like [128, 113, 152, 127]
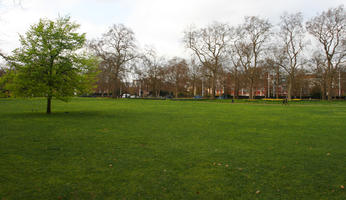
[8, 16, 97, 102]
[0, 98, 345, 199]
[0, 68, 12, 97]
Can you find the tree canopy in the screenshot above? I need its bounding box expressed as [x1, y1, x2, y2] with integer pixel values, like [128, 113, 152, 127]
[5, 16, 97, 113]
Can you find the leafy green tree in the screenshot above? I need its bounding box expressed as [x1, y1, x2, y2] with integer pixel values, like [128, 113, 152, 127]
[6, 16, 97, 114]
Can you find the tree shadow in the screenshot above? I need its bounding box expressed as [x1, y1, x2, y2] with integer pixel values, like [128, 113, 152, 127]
[6, 110, 107, 120]
[5, 108, 159, 121]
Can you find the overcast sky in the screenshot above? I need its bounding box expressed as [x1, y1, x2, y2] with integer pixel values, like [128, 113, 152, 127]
[0, 0, 345, 58]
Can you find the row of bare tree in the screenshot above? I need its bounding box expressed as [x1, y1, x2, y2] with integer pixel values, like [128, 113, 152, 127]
[183, 6, 345, 100]
[87, 5, 344, 100]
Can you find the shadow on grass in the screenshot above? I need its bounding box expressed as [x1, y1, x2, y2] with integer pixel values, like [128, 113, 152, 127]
[5, 108, 165, 121]
[6, 110, 108, 119]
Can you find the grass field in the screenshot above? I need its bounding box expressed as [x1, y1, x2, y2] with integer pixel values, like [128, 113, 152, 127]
[0, 98, 345, 199]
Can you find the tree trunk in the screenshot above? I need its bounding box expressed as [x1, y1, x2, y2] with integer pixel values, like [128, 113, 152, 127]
[327, 60, 333, 101]
[276, 67, 280, 99]
[249, 78, 254, 99]
[287, 80, 292, 100]
[211, 75, 216, 99]
[234, 69, 239, 99]
[112, 81, 117, 98]
[193, 82, 196, 96]
[235, 86, 239, 99]
[201, 80, 205, 97]
[46, 96, 52, 114]
[327, 74, 333, 101]
[320, 80, 326, 100]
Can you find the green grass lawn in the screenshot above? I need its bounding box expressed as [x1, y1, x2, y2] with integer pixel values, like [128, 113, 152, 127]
[0, 98, 345, 199]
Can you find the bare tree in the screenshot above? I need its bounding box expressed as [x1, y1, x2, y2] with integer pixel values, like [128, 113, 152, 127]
[233, 16, 272, 99]
[166, 57, 189, 98]
[229, 51, 242, 99]
[183, 22, 232, 98]
[277, 12, 306, 100]
[94, 59, 113, 96]
[188, 58, 202, 96]
[89, 24, 137, 97]
[306, 5, 346, 100]
[263, 55, 281, 98]
[310, 50, 328, 99]
[141, 47, 165, 97]
[293, 68, 310, 98]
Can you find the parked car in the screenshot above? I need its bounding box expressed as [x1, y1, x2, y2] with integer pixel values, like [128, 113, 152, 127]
[165, 95, 173, 99]
[122, 93, 130, 98]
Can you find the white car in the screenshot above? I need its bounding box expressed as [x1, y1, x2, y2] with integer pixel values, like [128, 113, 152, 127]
[122, 93, 130, 98]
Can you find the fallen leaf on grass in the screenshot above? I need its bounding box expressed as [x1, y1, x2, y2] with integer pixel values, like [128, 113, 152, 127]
[217, 163, 222, 166]
[225, 164, 229, 168]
